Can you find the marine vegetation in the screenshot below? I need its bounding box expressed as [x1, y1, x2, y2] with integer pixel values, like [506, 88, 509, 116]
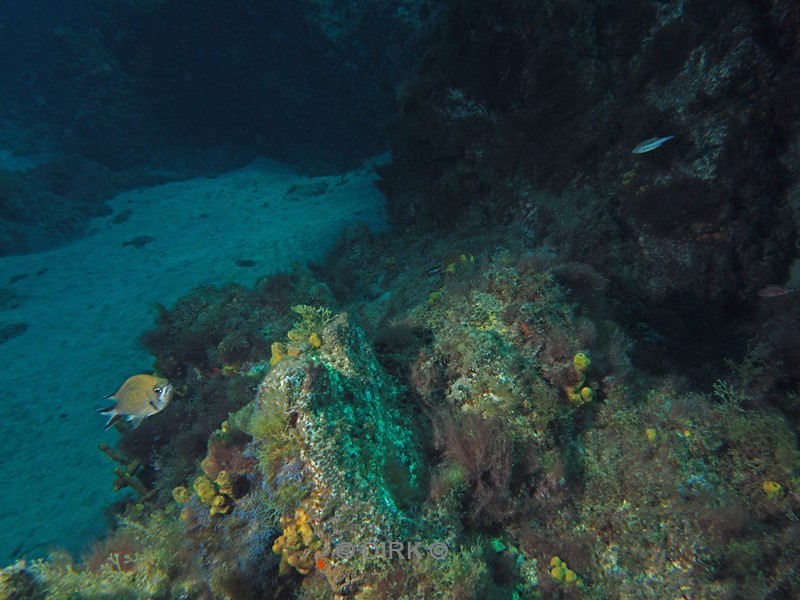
[3, 221, 800, 599]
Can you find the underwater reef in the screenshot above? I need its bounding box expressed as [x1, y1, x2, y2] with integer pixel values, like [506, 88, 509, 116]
[376, 0, 800, 368]
[3, 1, 800, 597]
[3, 222, 800, 598]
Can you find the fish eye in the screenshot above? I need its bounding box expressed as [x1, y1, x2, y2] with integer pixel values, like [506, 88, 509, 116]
[153, 386, 162, 394]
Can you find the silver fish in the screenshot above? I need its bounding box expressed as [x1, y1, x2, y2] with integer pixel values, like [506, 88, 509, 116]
[632, 135, 675, 154]
[98, 374, 173, 430]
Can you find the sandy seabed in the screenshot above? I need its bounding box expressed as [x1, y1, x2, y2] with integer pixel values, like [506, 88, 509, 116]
[0, 156, 388, 563]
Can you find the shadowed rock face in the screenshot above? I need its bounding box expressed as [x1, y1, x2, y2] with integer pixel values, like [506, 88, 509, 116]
[376, 0, 800, 352]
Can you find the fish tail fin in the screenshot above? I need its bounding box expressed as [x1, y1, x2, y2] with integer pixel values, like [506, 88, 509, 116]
[98, 403, 120, 430]
[128, 414, 146, 429]
[103, 412, 122, 430]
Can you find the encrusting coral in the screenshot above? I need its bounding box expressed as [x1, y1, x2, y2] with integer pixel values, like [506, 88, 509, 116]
[549, 556, 581, 585]
[566, 352, 594, 405]
[272, 509, 321, 575]
[190, 474, 233, 516]
[270, 304, 332, 365]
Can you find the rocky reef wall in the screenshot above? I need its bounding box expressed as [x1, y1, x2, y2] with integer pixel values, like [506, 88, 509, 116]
[376, 0, 800, 351]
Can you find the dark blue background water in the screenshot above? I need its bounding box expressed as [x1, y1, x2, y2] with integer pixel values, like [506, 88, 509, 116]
[0, 1, 436, 255]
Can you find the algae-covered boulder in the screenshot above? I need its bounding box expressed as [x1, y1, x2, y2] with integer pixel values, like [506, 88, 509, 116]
[242, 311, 423, 594]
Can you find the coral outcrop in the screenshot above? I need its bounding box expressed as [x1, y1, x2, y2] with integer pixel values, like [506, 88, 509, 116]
[244, 311, 425, 595]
